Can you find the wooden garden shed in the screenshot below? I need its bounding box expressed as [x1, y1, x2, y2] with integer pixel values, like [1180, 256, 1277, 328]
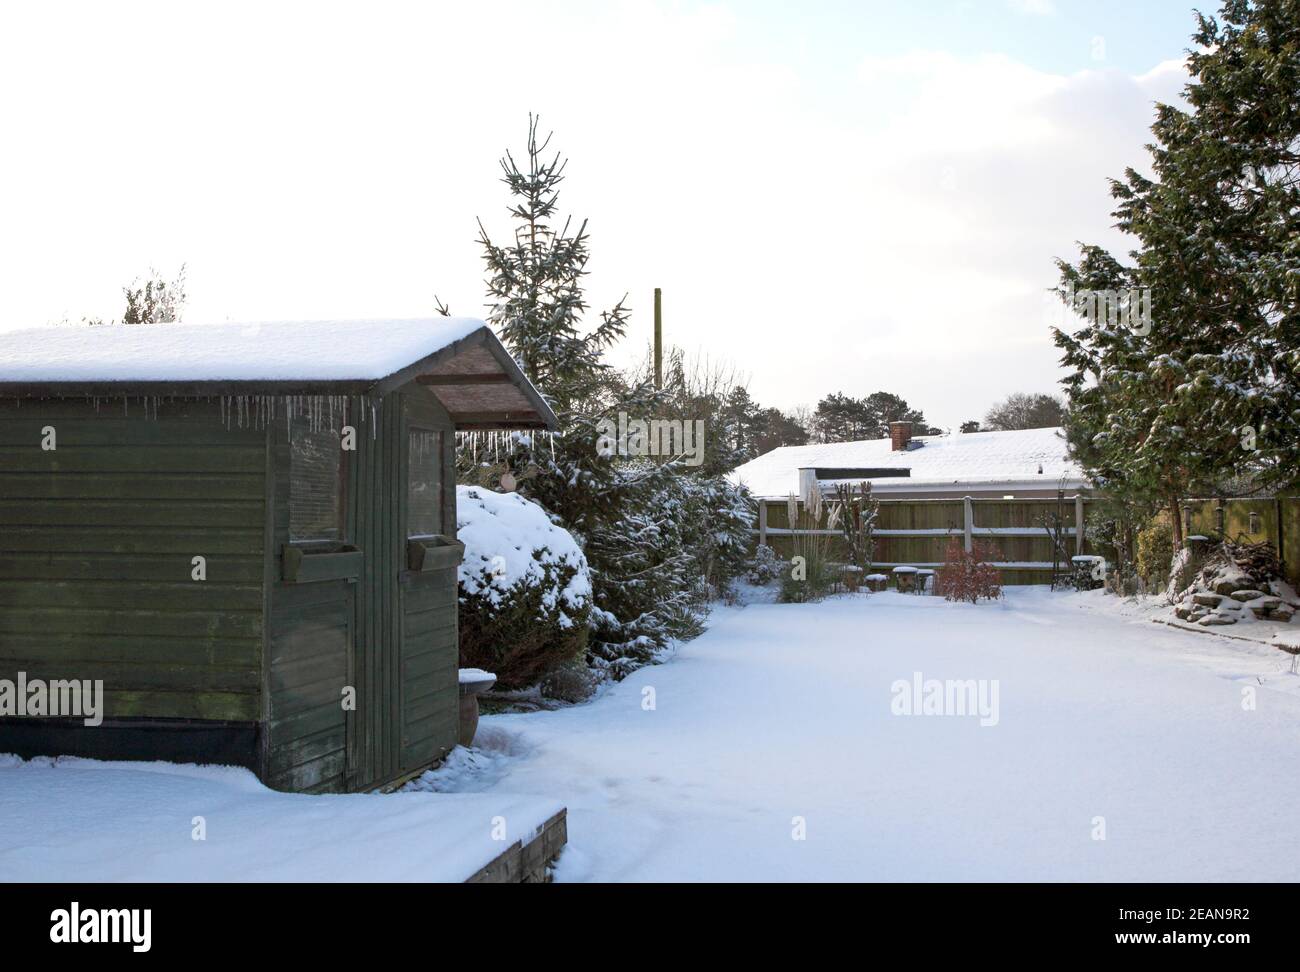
[0, 318, 555, 793]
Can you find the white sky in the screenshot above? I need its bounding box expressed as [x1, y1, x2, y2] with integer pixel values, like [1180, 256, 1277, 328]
[0, 0, 1192, 428]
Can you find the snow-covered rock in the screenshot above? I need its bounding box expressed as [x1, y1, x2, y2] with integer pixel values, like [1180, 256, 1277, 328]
[1168, 541, 1298, 628]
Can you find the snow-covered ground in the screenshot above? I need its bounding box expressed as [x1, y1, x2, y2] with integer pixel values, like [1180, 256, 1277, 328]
[4, 587, 1297, 882]
[422, 587, 1300, 882]
[0, 757, 560, 881]
[1105, 582, 1300, 654]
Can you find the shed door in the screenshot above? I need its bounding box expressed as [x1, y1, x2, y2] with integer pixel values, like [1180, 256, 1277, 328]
[397, 417, 459, 773]
[348, 389, 458, 790]
[395, 387, 462, 774]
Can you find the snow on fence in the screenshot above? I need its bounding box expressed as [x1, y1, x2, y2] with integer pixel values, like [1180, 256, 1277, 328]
[756, 495, 1095, 585]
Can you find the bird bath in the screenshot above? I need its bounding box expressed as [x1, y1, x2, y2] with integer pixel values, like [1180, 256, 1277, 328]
[458, 669, 497, 747]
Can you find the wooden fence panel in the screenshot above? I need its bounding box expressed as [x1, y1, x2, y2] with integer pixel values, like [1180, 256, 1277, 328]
[875, 501, 964, 532]
[1183, 497, 1299, 583]
[754, 494, 1095, 586]
[759, 493, 1297, 586]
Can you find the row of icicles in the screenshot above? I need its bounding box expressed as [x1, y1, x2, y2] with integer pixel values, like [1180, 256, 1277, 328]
[455, 429, 556, 463]
[46, 393, 362, 432]
[16, 394, 557, 456]
[44, 393, 413, 440]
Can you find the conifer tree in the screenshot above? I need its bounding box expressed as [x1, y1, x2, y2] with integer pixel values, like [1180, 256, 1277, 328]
[1054, 0, 1300, 542]
[477, 116, 628, 411]
[453, 117, 753, 676]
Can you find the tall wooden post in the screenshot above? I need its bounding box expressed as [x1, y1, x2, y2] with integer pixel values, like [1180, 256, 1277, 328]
[1276, 497, 1285, 568]
[963, 496, 974, 553]
[1074, 494, 1085, 555]
[758, 500, 768, 548]
[653, 288, 663, 390]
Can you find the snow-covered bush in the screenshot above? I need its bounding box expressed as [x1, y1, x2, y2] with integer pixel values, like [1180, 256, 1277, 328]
[747, 544, 783, 585]
[456, 486, 592, 689]
[682, 473, 754, 598]
[582, 462, 753, 675]
[934, 540, 1002, 604]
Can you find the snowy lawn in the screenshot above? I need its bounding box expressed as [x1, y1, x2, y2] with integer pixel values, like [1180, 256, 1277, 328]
[4, 588, 1296, 883]
[422, 587, 1300, 882]
[0, 758, 561, 882]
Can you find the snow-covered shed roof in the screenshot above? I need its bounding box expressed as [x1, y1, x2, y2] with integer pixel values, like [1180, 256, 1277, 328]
[730, 427, 1087, 499]
[0, 318, 557, 430]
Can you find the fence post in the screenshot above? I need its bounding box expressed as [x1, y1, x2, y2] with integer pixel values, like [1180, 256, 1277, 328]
[1075, 494, 1085, 555]
[963, 496, 973, 552]
[758, 500, 768, 548]
[1277, 497, 1286, 574]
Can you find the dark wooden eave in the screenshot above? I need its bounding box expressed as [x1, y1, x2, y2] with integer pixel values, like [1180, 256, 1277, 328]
[416, 374, 513, 386]
[370, 326, 557, 431]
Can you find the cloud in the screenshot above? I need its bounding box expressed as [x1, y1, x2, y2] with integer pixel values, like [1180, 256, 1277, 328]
[817, 50, 1187, 423]
[1006, 0, 1057, 15]
[0, 1, 1188, 429]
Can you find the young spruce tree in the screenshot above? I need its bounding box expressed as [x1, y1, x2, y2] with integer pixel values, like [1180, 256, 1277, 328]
[453, 116, 751, 677]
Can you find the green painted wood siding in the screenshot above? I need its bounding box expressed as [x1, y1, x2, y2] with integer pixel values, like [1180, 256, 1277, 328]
[397, 386, 458, 778]
[264, 402, 351, 793]
[264, 386, 459, 793]
[265, 579, 352, 792]
[351, 391, 397, 789]
[0, 399, 266, 721]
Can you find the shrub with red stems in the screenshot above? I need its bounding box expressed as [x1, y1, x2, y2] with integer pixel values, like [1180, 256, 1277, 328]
[934, 539, 1003, 604]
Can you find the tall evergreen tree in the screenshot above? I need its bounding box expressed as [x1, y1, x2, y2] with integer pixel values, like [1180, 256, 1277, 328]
[454, 117, 752, 676]
[1054, 0, 1300, 541]
[718, 385, 761, 459]
[1166, 0, 1300, 493]
[811, 392, 874, 442]
[477, 117, 627, 410]
[811, 391, 933, 442]
[862, 391, 931, 437]
[753, 406, 810, 454]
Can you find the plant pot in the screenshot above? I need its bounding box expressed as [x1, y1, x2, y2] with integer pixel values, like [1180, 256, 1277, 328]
[457, 669, 497, 747]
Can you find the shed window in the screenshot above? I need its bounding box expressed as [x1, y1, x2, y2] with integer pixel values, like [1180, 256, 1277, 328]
[408, 429, 443, 537]
[289, 416, 345, 542]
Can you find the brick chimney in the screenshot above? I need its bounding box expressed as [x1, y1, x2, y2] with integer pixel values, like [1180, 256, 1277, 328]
[889, 421, 913, 451]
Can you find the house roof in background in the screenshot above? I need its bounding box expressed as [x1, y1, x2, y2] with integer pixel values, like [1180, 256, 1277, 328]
[0, 318, 556, 430]
[730, 427, 1086, 498]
